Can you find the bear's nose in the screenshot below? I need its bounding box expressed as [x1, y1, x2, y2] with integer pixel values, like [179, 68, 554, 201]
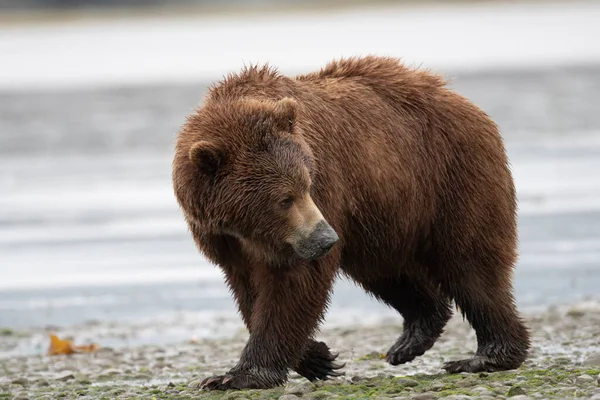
[292, 220, 339, 261]
[316, 225, 339, 255]
[307, 220, 339, 260]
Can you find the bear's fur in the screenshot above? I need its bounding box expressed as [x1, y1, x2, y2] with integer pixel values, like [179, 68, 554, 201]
[172, 56, 531, 390]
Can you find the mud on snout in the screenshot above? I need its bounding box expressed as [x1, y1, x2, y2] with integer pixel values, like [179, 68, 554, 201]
[285, 196, 339, 260]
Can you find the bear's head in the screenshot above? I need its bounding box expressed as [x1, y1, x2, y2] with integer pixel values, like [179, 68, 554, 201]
[173, 97, 338, 264]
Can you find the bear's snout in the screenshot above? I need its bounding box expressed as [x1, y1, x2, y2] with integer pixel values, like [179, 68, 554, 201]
[293, 220, 339, 261]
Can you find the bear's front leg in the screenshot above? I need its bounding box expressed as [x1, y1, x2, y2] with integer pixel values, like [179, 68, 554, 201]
[200, 259, 337, 390]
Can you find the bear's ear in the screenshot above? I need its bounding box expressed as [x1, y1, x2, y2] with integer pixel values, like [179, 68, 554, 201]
[188, 140, 224, 176]
[272, 97, 297, 133]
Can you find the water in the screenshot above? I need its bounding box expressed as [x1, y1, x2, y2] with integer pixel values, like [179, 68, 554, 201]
[1, 65, 599, 338]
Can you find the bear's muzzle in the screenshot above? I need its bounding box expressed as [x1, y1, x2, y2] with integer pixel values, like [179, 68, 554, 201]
[293, 220, 339, 261]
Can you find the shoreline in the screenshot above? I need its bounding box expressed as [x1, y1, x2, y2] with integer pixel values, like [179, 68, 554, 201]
[0, 0, 579, 27]
[1, 299, 599, 399]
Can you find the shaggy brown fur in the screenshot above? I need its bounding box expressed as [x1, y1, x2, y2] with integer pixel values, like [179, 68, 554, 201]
[172, 56, 531, 390]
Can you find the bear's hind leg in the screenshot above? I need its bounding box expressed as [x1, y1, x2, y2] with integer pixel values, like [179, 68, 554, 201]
[439, 262, 531, 373]
[361, 277, 453, 366]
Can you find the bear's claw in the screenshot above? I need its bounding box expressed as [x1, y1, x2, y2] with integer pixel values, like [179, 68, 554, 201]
[295, 341, 345, 381]
[200, 371, 278, 390]
[385, 334, 435, 366]
[443, 356, 505, 373]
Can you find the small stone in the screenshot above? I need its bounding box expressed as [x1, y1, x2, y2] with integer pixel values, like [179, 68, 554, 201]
[75, 373, 91, 385]
[428, 381, 446, 391]
[35, 379, 50, 387]
[558, 386, 578, 393]
[444, 396, 472, 400]
[103, 368, 123, 375]
[566, 309, 585, 318]
[411, 394, 436, 400]
[471, 386, 493, 396]
[188, 379, 201, 388]
[305, 392, 333, 400]
[13, 396, 29, 400]
[284, 382, 314, 395]
[554, 356, 571, 365]
[590, 394, 600, 400]
[597, 373, 600, 384]
[577, 374, 594, 383]
[11, 377, 28, 386]
[55, 373, 75, 382]
[279, 396, 301, 400]
[585, 354, 600, 366]
[222, 393, 250, 400]
[396, 378, 419, 387]
[509, 396, 533, 400]
[455, 378, 477, 388]
[507, 386, 526, 397]
[351, 375, 366, 383]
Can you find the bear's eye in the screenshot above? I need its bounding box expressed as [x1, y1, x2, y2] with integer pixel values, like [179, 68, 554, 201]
[280, 196, 295, 210]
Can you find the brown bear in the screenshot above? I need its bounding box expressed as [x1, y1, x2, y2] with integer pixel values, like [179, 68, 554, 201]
[172, 55, 531, 390]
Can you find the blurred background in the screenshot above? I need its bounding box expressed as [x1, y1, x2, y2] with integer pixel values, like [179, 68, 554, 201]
[1, 0, 599, 354]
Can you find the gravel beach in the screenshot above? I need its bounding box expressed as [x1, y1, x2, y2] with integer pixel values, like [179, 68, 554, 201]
[1, 299, 599, 399]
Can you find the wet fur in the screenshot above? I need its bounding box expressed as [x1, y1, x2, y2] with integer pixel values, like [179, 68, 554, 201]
[172, 56, 531, 390]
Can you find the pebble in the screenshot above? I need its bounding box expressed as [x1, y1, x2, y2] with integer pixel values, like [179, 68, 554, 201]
[411, 394, 436, 400]
[103, 368, 124, 375]
[428, 381, 446, 391]
[54, 373, 75, 382]
[509, 396, 533, 400]
[455, 378, 477, 388]
[284, 382, 314, 395]
[471, 386, 494, 396]
[577, 374, 594, 383]
[558, 386, 578, 393]
[187, 379, 202, 388]
[11, 377, 28, 386]
[279, 396, 301, 400]
[585, 353, 600, 366]
[590, 394, 600, 400]
[396, 378, 419, 387]
[305, 391, 333, 400]
[507, 386, 526, 397]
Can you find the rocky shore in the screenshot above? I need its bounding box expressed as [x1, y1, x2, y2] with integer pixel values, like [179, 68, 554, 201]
[1, 300, 599, 399]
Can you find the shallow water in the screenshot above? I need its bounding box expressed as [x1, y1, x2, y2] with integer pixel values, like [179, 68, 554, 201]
[1, 66, 599, 348]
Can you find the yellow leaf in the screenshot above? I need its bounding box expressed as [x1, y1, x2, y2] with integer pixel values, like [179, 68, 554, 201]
[48, 334, 100, 356]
